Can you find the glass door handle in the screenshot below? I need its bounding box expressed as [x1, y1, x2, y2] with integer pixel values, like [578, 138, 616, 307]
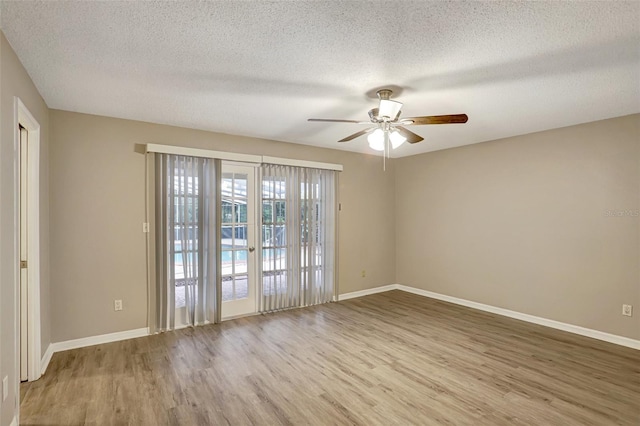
[249, 247, 255, 253]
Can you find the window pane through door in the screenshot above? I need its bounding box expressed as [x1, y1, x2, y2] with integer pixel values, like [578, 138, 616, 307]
[221, 172, 250, 302]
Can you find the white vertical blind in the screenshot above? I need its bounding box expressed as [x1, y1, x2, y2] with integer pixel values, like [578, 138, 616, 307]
[154, 154, 221, 332]
[259, 164, 336, 312]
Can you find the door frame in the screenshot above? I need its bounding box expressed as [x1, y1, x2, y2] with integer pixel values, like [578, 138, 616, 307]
[220, 161, 259, 319]
[14, 97, 42, 386]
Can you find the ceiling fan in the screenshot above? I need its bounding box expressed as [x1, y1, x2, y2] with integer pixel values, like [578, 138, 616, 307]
[308, 89, 468, 152]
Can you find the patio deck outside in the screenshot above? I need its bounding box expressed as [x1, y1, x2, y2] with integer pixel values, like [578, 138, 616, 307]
[174, 242, 323, 307]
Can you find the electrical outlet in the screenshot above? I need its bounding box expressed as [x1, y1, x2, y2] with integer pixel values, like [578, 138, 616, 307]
[2, 376, 8, 401]
[114, 299, 123, 311]
[361, 270, 366, 278]
[142, 222, 149, 233]
[622, 304, 632, 317]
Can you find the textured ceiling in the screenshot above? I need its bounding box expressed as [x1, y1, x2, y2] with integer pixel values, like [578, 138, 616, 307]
[1, 1, 639, 157]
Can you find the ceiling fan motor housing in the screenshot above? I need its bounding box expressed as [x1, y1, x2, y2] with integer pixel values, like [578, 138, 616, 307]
[369, 108, 382, 123]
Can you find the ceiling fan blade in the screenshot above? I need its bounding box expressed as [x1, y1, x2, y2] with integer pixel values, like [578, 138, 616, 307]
[338, 128, 374, 143]
[395, 126, 424, 144]
[308, 118, 361, 123]
[402, 114, 468, 125]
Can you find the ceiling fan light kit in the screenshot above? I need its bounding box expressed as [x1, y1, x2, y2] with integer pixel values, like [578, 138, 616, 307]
[367, 129, 385, 151]
[367, 127, 407, 151]
[389, 130, 407, 149]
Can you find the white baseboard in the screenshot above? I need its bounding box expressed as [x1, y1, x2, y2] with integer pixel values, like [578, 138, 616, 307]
[38, 283, 637, 371]
[338, 284, 398, 301]
[397, 285, 640, 350]
[339, 283, 639, 350]
[40, 343, 53, 375]
[51, 327, 150, 354]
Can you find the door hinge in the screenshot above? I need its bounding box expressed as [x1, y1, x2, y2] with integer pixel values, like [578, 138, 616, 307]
[20, 260, 27, 269]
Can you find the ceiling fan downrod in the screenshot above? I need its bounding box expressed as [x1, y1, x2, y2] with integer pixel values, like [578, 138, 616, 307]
[376, 89, 393, 101]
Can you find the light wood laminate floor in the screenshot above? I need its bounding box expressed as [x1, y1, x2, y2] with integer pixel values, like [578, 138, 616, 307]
[21, 290, 640, 425]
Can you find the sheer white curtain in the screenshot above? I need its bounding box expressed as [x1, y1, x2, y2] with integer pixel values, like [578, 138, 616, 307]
[260, 164, 336, 312]
[154, 154, 221, 332]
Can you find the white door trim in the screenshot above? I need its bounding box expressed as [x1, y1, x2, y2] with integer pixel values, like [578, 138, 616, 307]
[220, 163, 258, 319]
[19, 127, 28, 382]
[14, 97, 42, 387]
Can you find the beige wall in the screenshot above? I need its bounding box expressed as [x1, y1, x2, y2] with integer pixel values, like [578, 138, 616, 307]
[0, 32, 51, 425]
[396, 115, 640, 340]
[49, 110, 396, 342]
[47, 111, 640, 344]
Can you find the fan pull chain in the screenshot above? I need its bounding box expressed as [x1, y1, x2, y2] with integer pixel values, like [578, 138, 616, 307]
[383, 130, 388, 171]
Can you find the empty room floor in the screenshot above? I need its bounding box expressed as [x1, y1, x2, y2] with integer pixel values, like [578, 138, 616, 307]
[20, 290, 640, 425]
